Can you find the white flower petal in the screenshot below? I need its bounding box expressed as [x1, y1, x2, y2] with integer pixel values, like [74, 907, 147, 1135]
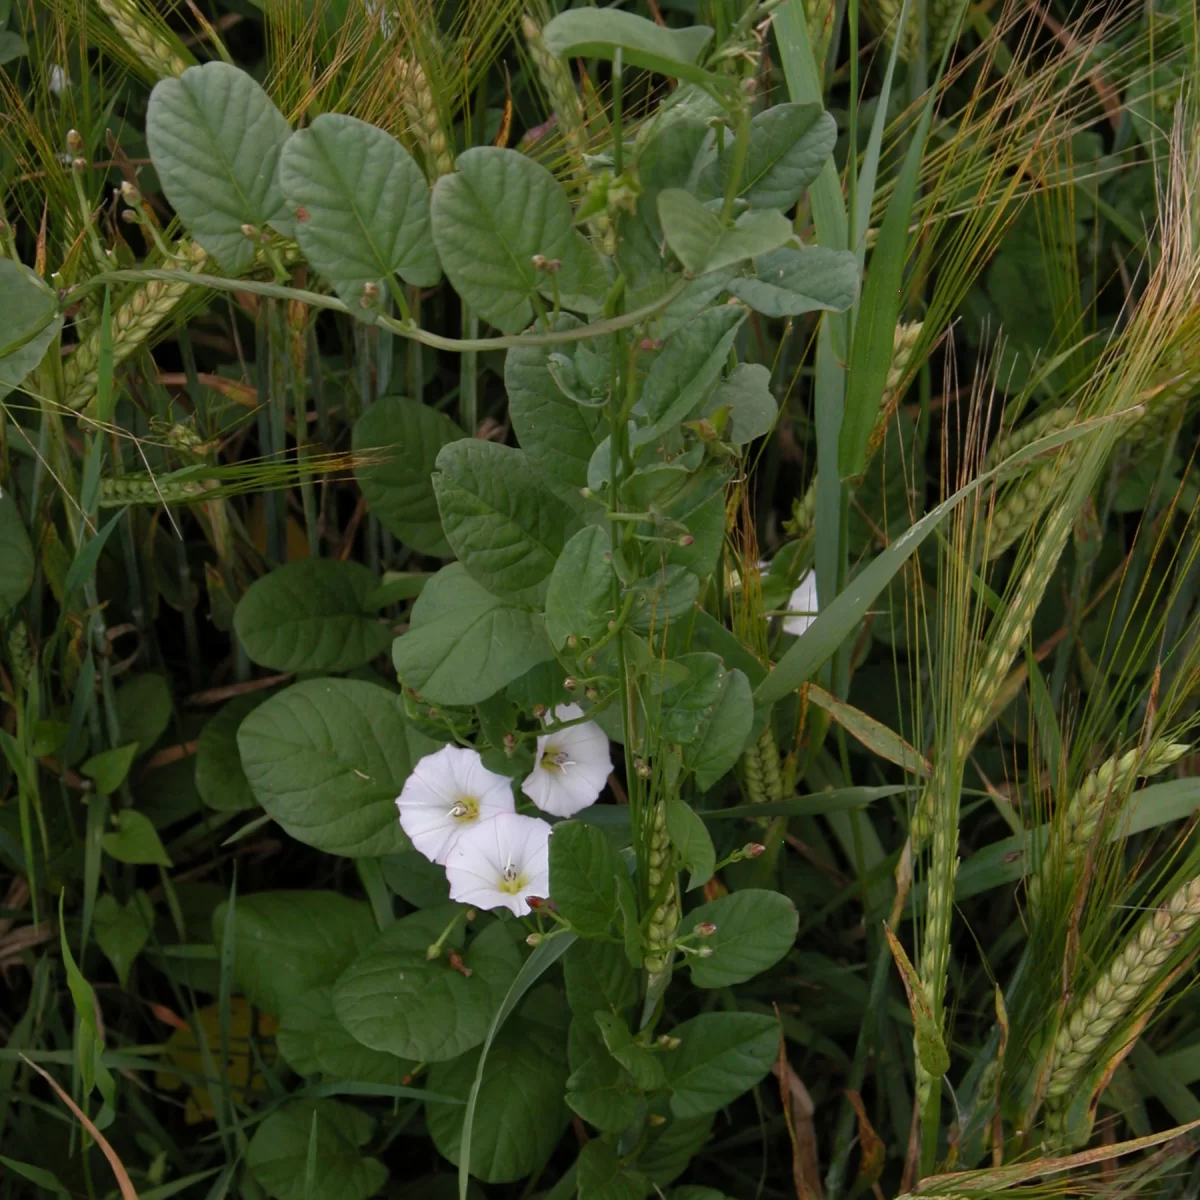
[395, 745, 514, 864]
[49, 65, 71, 94]
[445, 813, 551, 916]
[521, 704, 613, 817]
[783, 570, 819, 637]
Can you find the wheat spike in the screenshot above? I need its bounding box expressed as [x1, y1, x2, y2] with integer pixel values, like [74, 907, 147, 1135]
[396, 59, 455, 180]
[643, 801, 680, 978]
[96, 0, 189, 79]
[862, 0, 962, 63]
[1046, 875, 1200, 1100]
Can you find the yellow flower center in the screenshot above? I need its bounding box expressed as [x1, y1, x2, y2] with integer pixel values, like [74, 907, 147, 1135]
[448, 794, 480, 822]
[499, 863, 526, 894]
[541, 744, 572, 773]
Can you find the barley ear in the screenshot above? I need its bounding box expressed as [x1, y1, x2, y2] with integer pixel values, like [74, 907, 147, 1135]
[96, 0, 190, 79]
[396, 60, 455, 180]
[642, 801, 680, 980]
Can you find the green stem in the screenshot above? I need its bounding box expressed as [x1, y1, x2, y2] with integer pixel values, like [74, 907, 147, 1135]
[721, 106, 751, 223]
[461, 306, 479, 434]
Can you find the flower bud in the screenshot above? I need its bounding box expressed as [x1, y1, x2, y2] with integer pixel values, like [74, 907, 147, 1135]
[639, 337, 663, 351]
[532, 704, 547, 718]
[696, 946, 713, 958]
[696, 922, 717, 937]
[241, 223, 257, 239]
[563, 677, 578, 691]
[503, 732, 517, 756]
[566, 635, 579, 649]
[744, 842, 766, 858]
[447, 950, 473, 977]
[531, 253, 547, 271]
[526, 931, 543, 947]
[635, 758, 652, 779]
[585, 687, 599, 701]
[71, 156, 87, 173]
[66, 128, 84, 153]
[648, 1113, 667, 1126]
[119, 180, 141, 204]
[120, 209, 137, 224]
[678, 534, 694, 547]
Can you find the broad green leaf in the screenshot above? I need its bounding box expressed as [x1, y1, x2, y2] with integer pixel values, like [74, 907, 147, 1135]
[804, 682, 930, 776]
[564, 938, 638, 1018]
[550, 820, 634, 937]
[884, 925, 950, 1078]
[656, 653, 726, 745]
[545, 526, 615, 650]
[566, 1017, 642, 1133]
[212, 890, 376, 1017]
[427, 990, 571, 1184]
[114, 673, 172, 754]
[431, 147, 599, 333]
[702, 103, 836, 209]
[93, 891, 155, 988]
[594, 1011, 665, 1091]
[634, 306, 747, 443]
[0, 488, 34, 618]
[628, 567, 700, 634]
[237, 677, 417, 856]
[543, 9, 716, 86]
[704, 363, 778, 444]
[0, 33, 28, 66]
[380, 847, 452, 908]
[678, 890, 797, 988]
[433, 440, 567, 596]
[684, 667, 753, 790]
[636, 1113, 714, 1185]
[665, 1012, 778, 1117]
[727, 246, 858, 317]
[103, 809, 172, 866]
[233, 560, 392, 673]
[195, 692, 270, 813]
[353, 396, 464, 555]
[146, 62, 292, 272]
[332, 917, 522, 1063]
[246, 1098, 387, 1200]
[665, 798, 715, 890]
[577, 1139, 650, 1200]
[0, 259, 61, 402]
[657, 190, 793, 277]
[505, 317, 607, 505]
[392, 563, 554, 705]
[277, 985, 414, 1084]
[279, 113, 439, 313]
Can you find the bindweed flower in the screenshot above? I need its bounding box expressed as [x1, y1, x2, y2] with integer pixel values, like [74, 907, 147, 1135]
[522, 703, 612, 817]
[445, 812, 552, 917]
[783, 570, 819, 636]
[49, 65, 71, 94]
[396, 745, 515, 865]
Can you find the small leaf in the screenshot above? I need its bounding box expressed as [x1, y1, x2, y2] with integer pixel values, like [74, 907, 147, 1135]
[433, 440, 568, 597]
[391, 563, 555, 705]
[577, 1138, 650, 1200]
[566, 1017, 642, 1133]
[594, 1010, 665, 1091]
[657, 190, 793, 277]
[545, 526, 615, 651]
[655, 653, 725, 745]
[233, 560, 392, 673]
[704, 363, 778, 444]
[195, 692, 271, 813]
[543, 9, 716, 85]
[353, 396, 465, 555]
[146, 62, 292, 272]
[93, 891, 155, 988]
[278, 113, 439, 312]
[550, 820, 636, 937]
[678, 890, 797, 988]
[237, 678, 419, 857]
[665, 798, 716, 890]
[102, 809, 172, 865]
[431, 147, 599, 333]
[727, 246, 858, 317]
[884, 925, 950, 1078]
[0, 259, 61, 402]
[114, 674, 173, 755]
[213, 890, 376, 1018]
[564, 938, 639, 1018]
[58, 894, 116, 1117]
[665, 1011, 778, 1117]
[805, 682, 931, 776]
[684, 668, 753, 790]
[0, 488, 34, 618]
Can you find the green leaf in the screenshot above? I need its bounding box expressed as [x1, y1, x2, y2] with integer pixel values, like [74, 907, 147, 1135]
[237, 677, 418, 857]
[505, 317, 607, 505]
[665, 1011, 778, 1117]
[353, 396, 464, 555]
[103, 809, 172, 866]
[58, 893, 116, 1118]
[93, 891, 154, 988]
[543, 9, 716, 86]
[563, 938, 638, 1018]
[234, 560, 392, 673]
[0, 32, 28, 66]
[247, 1098, 388, 1200]
[433, 440, 567, 597]
[702, 103, 836, 209]
[0, 1158, 68, 1198]
[212, 890, 376, 1017]
[577, 1139, 650, 1200]
[0, 259, 62, 402]
[566, 1017, 642, 1133]
[392, 563, 554, 705]
[884, 925, 950, 1078]
[333, 917, 522, 1063]
[665, 799, 715, 890]
[804, 682, 930, 776]
[196, 692, 271, 813]
[635, 306, 747, 444]
[657, 190, 793, 277]
[655, 653, 726, 745]
[277, 985, 414, 1084]
[544, 526, 614, 651]
[628, 567, 700, 634]
[146, 62, 292, 272]
[279, 113, 439, 313]
[427, 988, 571, 1185]
[678, 890, 797, 988]
[431, 147, 598, 333]
[550, 820, 635, 937]
[682, 667, 753, 791]
[594, 1011, 665, 1091]
[704, 363, 777, 444]
[0, 488, 34, 618]
[636, 1114, 714, 1185]
[113, 673, 173, 755]
[727, 246, 858, 317]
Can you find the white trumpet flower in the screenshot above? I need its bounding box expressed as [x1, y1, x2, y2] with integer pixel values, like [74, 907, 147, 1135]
[521, 703, 612, 817]
[395, 745, 515, 864]
[783, 570, 819, 637]
[444, 813, 552, 917]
